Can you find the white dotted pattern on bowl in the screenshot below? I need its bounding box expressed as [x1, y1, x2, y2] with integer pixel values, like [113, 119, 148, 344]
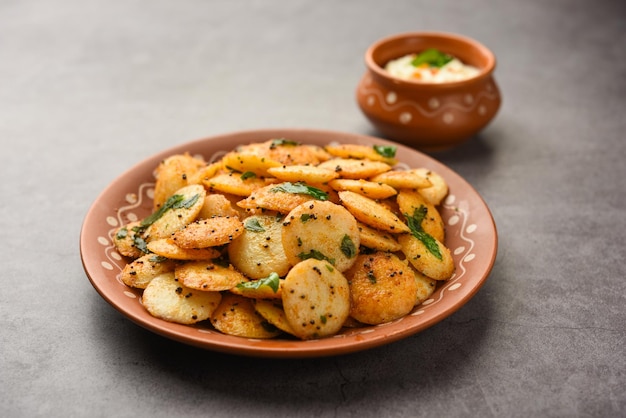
[359, 73, 499, 125]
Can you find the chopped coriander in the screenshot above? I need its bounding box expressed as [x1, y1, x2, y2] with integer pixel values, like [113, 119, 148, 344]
[269, 138, 300, 148]
[240, 171, 256, 180]
[297, 249, 335, 265]
[236, 272, 281, 293]
[407, 204, 428, 227]
[244, 218, 265, 232]
[270, 182, 328, 201]
[139, 193, 200, 228]
[405, 205, 442, 260]
[127, 193, 202, 255]
[115, 227, 128, 240]
[373, 145, 397, 158]
[177, 194, 201, 209]
[340, 235, 357, 258]
[411, 48, 453, 68]
[139, 195, 184, 228]
[133, 236, 149, 254]
[148, 255, 168, 263]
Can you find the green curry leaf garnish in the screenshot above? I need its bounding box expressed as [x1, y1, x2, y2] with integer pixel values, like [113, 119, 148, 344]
[244, 217, 265, 232]
[373, 145, 397, 158]
[270, 182, 328, 201]
[411, 48, 454, 68]
[139, 193, 200, 228]
[236, 272, 281, 293]
[297, 249, 335, 265]
[340, 235, 357, 258]
[405, 205, 442, 260]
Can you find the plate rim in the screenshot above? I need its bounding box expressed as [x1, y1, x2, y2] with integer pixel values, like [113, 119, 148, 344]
[80, 128, 498, 358]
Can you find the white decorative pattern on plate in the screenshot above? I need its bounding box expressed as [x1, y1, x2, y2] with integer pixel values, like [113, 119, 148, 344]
[80, 129, 497, 357]
[100, 150, 475, 339]
[102, 183, 156, 285]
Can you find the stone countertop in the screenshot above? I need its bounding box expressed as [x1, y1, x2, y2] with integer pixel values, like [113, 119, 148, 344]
[1, 0, 624, 416]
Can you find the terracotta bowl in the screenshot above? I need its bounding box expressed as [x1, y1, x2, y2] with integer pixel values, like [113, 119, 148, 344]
[356, 32, 501, 151]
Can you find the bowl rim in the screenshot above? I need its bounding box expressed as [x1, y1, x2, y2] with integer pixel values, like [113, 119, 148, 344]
[365, 31, 496, 89]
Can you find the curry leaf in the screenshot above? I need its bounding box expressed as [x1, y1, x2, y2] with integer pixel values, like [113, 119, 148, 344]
[270, 138, 300, 148]
[373, 145, 397, 158]
[405, 205, 442, 260]
[297, 249, 335, 265]
[411, 48, 453, 68]
[244, 218, 265, 232]
[340, 235, 357, 258]
[270, 182, 328, 201]
[236, 272, 281, 293]
[240, 171, 257, 180]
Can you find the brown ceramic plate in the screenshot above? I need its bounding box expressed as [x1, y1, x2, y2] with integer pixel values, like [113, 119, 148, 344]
[80, 128, 497, 358]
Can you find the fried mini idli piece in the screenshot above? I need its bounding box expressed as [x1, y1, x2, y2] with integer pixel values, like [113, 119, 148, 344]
[413, 268, 438, 306]
[145, 184, 206, 241]
[112, 221, 144, 259]
[397, 233, 455, 281]
[356, 222, 402, 252]
[175, 260, 247, 292]
[253, 300, 296, 335]
[203, 172, 272, 197]
[317, 158, 392, 179]
[171, 216, 244, 249]
[267, 165, 339, 184]
[310, 182, 341, 205]
[198, 193, 241, 219]
[377, 196, 402, 217]
[338, 191, 410, 234]
[232, 140, 328, 166]
[369, 169, 432, 190]
[397, 189, 445, 243]
[119, 253, 176, 289]
[153, 153, 205, 211]
[210, 294, 282, 339]
[228, 215, 291, 279]
[262, 139, 331, 165]
[282, 259, 350, 340]
[185, 161, 223, 186]
[146, 238, 221, 261]
[221, 193, 251, 219]
[329, 179, 398, 200]
[230, 277, 283, 299]
[324, 143, 398, 165]
[413, 168, 449, 206]
[345, 252, 418, 325]
[237, 182, 324, 214]
[221, 152, 282, 178]
[142, 273, 222, 325]
[282, 200, 360, 272]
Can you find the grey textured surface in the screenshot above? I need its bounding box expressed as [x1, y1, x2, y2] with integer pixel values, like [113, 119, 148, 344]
[1, 0, 625, 417]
